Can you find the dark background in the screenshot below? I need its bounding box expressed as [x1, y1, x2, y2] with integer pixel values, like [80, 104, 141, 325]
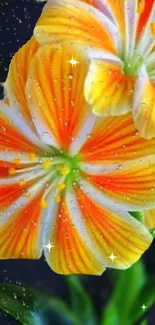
[0, 0, 155, 324]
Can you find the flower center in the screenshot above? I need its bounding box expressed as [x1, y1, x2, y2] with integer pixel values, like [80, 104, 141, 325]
[41, 150, 80, 203]
[123, 56, 144, 76]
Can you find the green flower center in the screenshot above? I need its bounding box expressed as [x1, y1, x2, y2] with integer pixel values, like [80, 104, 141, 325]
[123, 56, 144, 76]
[41, 149, 80, 203]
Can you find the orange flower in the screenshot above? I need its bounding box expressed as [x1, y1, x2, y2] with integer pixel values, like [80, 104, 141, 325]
[1, 40, 155, 274]
[34, 0, 155, 139]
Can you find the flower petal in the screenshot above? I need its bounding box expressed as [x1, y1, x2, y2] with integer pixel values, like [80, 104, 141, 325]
[124, 0, 139, 59]
[144, 209, 155, 230]
[5, 38, 39, 125]
[44, 191, 104, 275]
[80, 113, 155, 164]
[138, 0, 154, 34]
[133, 66, 155, 139]
[84, 60, 134, 116]
[136, 1, 155, 58]
[0, 99, 47, 154]
[0, 169, 51, 259]
[79, 0, 116, 23]
[26, 43, 95, 151]
[34, 0, 117, 52]
[74, 184, 152, 269]
[81, 155, 155, 211]
[0, 192, 44, 259]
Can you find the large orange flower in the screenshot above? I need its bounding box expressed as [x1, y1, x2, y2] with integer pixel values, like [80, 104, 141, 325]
[2, 39, 155, 275]
[35, 0, 155, 139]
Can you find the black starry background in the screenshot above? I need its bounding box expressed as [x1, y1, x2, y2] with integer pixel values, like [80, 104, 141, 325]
[0, 0, 155, 324]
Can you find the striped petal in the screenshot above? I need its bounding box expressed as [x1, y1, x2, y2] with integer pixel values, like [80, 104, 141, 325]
[80, 114, 155, 164]
[0, 100, 47, 154]
[79, 0, 116, 22]
[85, 60, 134, 116]
[137, 0, 154, 35]
[0, 99, 53, 259]
[74, 185, 152, 269]
[34, 0, 117, 53]
[44, 191, 104, 275]
[26, 43, 96, 151]
[136, 1, 155, 57]
[133, 66, 155, 139]
[5, 38, 39, 128]
[0, 176, 50, 259]
[81, 156, 155, 211]
[144, 209, 155, 230]
[45, 184, 152, 274]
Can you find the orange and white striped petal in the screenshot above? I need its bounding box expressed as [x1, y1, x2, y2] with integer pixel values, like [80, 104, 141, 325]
[74, 185, 152, 269]
[0, 160, 54, 259]
[144, 209, 155, 230]
[45, 184, 152, 274]
[5, 38, 39, 125]
[0, 100, 45, 156]
[133, 66, 155, 139]
[80, 113, 155, 164]
[26, 43, 96, 151]
[81, 156, 155, 211]
[44, 192, 104, 275]
[85, 60, 134, 116]
[0, 185, 47, 259]
[137, 0, 154, 35]
[34, 0, 118, 53]
[136, 1, 155, 57]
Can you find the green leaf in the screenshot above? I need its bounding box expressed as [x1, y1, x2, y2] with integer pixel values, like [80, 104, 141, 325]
[149, 228, 155, 238]
[101, 261, 147, 325]
[129, 277, 155, 324]
[0, 283, 79, 325]
[66, 276, 97, 325]
[139, 321, 147, 325]
[129, 211, 144, 222]
[100, 302, 119, 325]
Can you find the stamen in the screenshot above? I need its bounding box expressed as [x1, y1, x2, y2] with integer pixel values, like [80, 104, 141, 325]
[42, 159, 53, 170]
[8, 167, 16, 175]
[14, 157, 21, 164]
[25, 191, 31, 198]
[54, 195, 61, 203]
[137, 0, 145, 14]
[60, 167, 71, 176]
[19, 178, 26, 186]
[28, 153, 37, 161]
[57, 183, 66, 191]
[41, 199, 48, 208]
[150, 22, 155, 36]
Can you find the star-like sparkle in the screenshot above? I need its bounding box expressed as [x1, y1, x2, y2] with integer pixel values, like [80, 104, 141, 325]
[67, 56, 79, 67]
[141, 304, 147, 311]
[44, 242, 54, 252]
[108, 253, 117, 262]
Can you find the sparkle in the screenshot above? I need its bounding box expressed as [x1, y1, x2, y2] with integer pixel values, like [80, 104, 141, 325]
[44, 242, 54, 252]
[141, 304, 147, 311]
[57, 183, 66, 191]
[42, 159, 53, 170]
[60, 166, 71, 176]
[108, 253, 117, 262]
[68, 56, 79, 67]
